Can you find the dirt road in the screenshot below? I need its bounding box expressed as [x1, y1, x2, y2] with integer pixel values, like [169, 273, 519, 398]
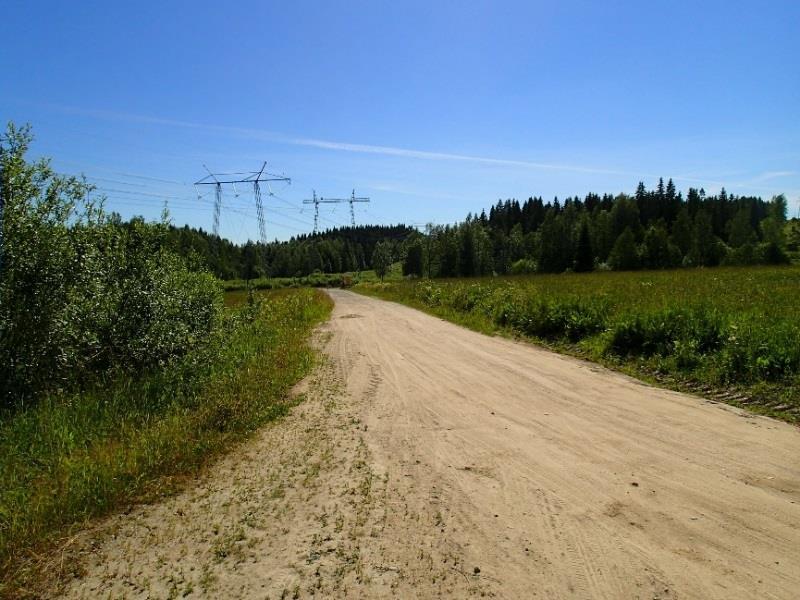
[59, 290, 800, 599]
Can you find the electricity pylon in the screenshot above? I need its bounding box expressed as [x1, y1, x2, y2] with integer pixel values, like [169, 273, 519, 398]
[195, 162, 290, 245]
[303, 189, 370, 234]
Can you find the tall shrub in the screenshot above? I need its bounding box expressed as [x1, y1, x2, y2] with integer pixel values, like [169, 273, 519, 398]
[0, 123, 221, 409]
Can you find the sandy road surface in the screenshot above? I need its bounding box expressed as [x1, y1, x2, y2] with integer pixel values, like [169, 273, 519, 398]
[58, 290, 799, 599]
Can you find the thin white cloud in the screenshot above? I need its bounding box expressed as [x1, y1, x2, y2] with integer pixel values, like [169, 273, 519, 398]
[286, 136, 625, 175]
[747, 171, 796, 183]
[24, 102, 800, 199]
[38, 102, 627, 176]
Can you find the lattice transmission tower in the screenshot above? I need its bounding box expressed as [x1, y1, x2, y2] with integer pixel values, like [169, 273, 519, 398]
[303, 189, 370, 234]
[194, 162, 291, 245]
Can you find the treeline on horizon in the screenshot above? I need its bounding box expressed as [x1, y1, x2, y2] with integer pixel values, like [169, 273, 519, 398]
[158, 178, 796, 281]
[157, 223, 415, 280]
[401, 179, 795, 278]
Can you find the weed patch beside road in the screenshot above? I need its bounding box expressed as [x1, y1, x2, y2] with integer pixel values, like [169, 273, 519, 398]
[357, 267, 800, 423]
[0, 289, 332, 596]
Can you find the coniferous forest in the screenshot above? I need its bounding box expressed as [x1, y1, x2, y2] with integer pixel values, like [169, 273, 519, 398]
[160, 178, 795, 281]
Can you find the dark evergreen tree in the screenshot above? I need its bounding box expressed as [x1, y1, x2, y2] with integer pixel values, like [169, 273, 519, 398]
[537, 211, 571, 273]
[402, 240, 423, 277]
[459, 225, 476, 276]
[573, 219, 594, 272]
[670, 207, 693, 257]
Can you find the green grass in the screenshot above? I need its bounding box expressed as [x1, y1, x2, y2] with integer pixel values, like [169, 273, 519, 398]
[223, 262, 405, 293]
[0, 288, 333, 596]
[356, 266, 800, 422]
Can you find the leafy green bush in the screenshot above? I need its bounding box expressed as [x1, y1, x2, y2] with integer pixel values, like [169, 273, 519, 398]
[413, 281, 444, 306]
[715, 319, 800, 382]
[607, 306, 724, 357]
[509, 259, 537, 275]
[492, 294, 608, 341]
[404, 281, 608, 342]
[0, 124, 221, 409]
[448, 283, 493, 312]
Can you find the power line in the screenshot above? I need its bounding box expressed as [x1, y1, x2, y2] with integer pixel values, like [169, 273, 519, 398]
[64, 162, 391, 241]
[55, 159, 188, 186]
[302, 189, 371, 233]
[67, 163, 340, 230]
[93, 186, 200, 202]
[270, 190, 347, 228]
[195, 161, 291, 242]
[85, 176, 147, 188]
[57, 163, 330, 244]
[98, 196, 307, 237]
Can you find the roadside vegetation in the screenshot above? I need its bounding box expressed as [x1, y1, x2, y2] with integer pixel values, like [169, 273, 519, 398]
[222, 260, 404, 296]
[358, 267, 800, 423]
[0, 124, 333, 594]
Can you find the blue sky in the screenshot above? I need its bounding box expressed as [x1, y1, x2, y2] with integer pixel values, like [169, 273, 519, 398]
[2, 0, 798, 241]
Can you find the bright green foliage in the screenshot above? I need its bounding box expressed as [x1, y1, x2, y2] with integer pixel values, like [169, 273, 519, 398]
[0, 124, 221, 409]
[490, 290, 608, 342]
[371, 240, 392, 281]
[757, 195, 790, 264]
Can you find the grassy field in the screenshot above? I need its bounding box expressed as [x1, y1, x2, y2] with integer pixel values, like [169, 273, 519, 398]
[0, 289, 332, 596]
[357, 266, 800, 423]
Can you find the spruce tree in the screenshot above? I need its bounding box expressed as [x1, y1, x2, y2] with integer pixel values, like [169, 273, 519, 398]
[574, 219, 594, 272]
[670, 207, 692, 257]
